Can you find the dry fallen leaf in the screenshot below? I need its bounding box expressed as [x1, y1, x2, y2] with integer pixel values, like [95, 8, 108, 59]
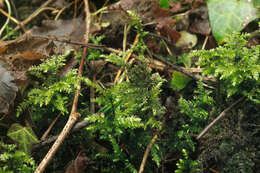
[189, 6, 211, 36]
[108, 0, 182, 44]
[0, 17, 101, 115]
[0, 17, 100, 82]
[0, 61, 18, 114]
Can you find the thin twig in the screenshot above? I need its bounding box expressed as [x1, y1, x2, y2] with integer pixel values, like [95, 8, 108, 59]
[138, 133, 159, 173]
[196, 97, 245, 140]
[32, 120, 91, 151]
[1, 0, 55, 41]
[0, 8, 19, 24]
[209, 168, 220, 173]
[152, 54, 215, 89]
[33, 1, 91, 172]
[0, 7, 26, 32]
[152, 54, 200, 81]
[40, 114, 61, 141]
[54, 1, 74, 20]
[29, 35, 106, 49]
[90, 75, 96, 113]
[123, 24, 127, 52]
[202, 36, 209, 50]
[114, 34, 139, 84]
[0, 0, 11, 37]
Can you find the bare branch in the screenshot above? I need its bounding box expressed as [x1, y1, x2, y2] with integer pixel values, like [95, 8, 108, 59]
[138, 133, 159, 173]
[34, 1, 91, 172]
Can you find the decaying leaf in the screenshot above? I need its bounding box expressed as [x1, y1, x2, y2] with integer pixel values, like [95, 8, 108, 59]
[0, 61, 18, 114]
[169, 2, 183, 13]
[0, 17, 100, 86]
[108, 0, 182, 44]
[65, 150, 89, 173]
[0, 17, 100, 114]
[0, 18, 95, 62]
[189, 6, 211, 36]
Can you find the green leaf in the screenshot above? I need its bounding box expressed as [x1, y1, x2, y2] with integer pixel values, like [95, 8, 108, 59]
[179, 54, 192, 68]
[253, 0, 260, 8]
[159, 0, 170, 9]
[207, 0, 258, 44]
[7, 123, 39, 155]
[171, 71, 192, 91]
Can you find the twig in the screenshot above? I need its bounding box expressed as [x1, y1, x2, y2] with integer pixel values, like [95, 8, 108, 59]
[40, 114, 61, 141]
[90, 75, 96, 113]
[0, 8, 19, 24]
[29, 35, 107, 49]
[54, 1, 74, 20]
[196, 97, 245, 140]
[114, 34, 139, 84]
[1, 0, 55, 41]
[123, 24, 127, 52]
[202, 36, 209, 50]
[0, 8, 27, 33]
[162, 39, 173, 56]
[33, 1, 91, 172]
[209, 168, 220, 173]
[151, 54, 215, 89]
[32, 120, 90, 151]
[152, 54, 200, 81]
[138, 133, 159, 173]
[0, 0, 11, 37]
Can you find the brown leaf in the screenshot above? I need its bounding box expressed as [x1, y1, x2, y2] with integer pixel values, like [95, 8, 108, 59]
[52, 0, 67, 9]
[112, 0, 182, 44]
[65, 151, 89, 173]
[158, 26, 181, 44]
[189, 18, 211, 35]
[189, 6, 211, 36]
[169, 2, 183, 13]
[0, 17, 100, 87]
[0, 36, 52, 62]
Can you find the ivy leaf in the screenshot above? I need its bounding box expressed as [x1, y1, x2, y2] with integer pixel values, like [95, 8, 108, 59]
[7, 123, 39, 155]
[159, 0, 170, 9]
[207, 0, 258, 44]
[171, 71, 192, 91]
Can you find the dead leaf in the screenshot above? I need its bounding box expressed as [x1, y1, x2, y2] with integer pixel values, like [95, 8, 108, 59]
[108, 0, 182, 44]
[65, 151, 89, 173]
[52, 0, 68, 9]
[189, 6, 211, 35]
[158, 25, 181, 44]
[0, 36, 52, 62]
[0, 17, 100, 87]
[169, 2, 183, 13]
[0, 61, 18, 114]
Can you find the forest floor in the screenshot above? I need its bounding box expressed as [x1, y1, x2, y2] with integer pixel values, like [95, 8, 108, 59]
[0, 0, 259, 173]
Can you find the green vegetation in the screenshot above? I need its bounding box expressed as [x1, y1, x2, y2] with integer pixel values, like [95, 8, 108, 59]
[0, 0, 259, 172]
[11, 28, 258, 173]
[17, 50, 80, 117]
[188, 32, 260, 102]
[0, 142, 36, 173]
